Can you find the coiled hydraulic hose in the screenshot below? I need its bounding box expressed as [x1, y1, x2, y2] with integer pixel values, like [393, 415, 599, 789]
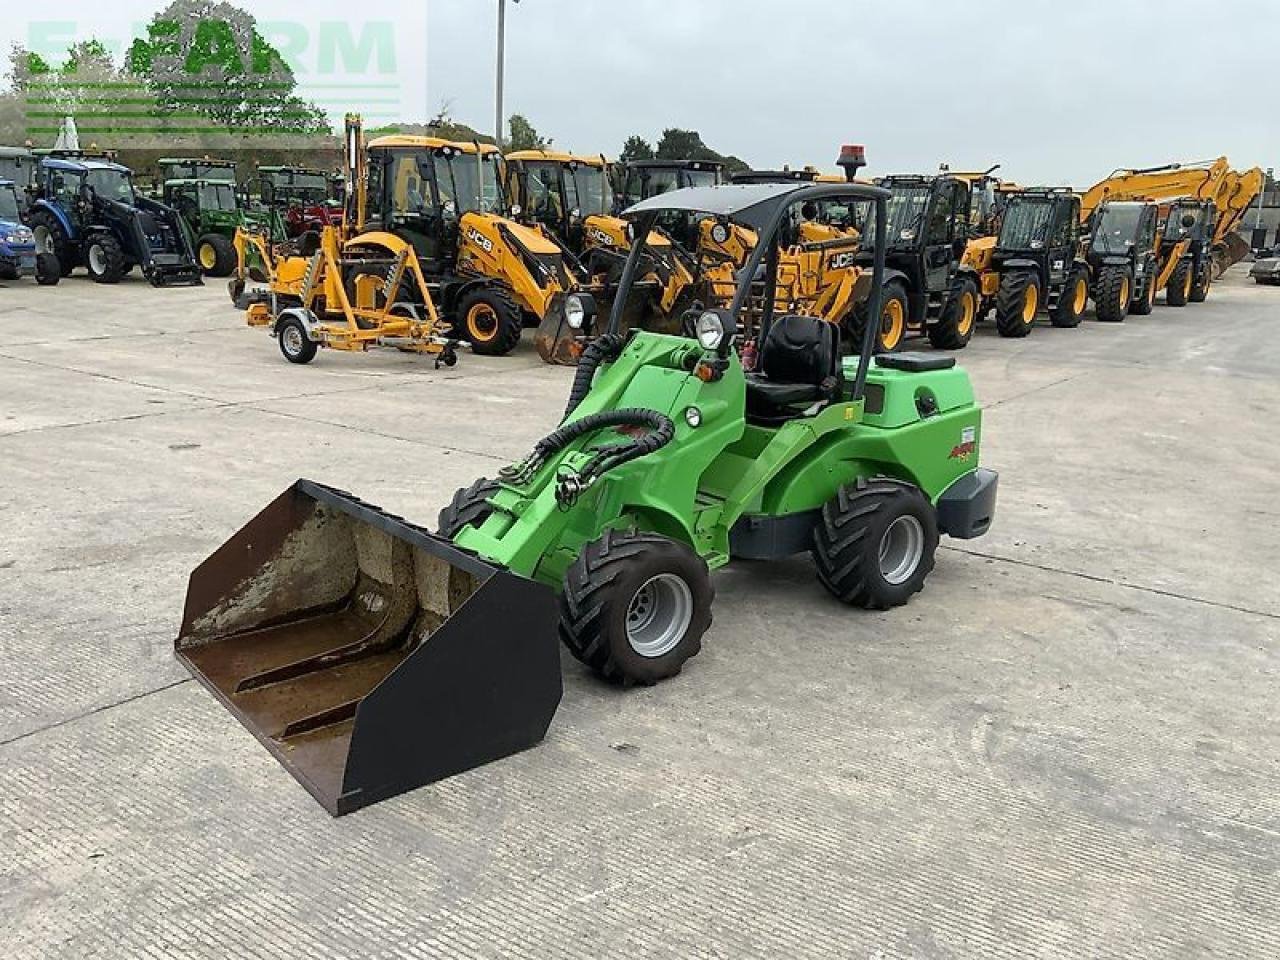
[500, 408, 675, 504]
[562, 333, 626, 421]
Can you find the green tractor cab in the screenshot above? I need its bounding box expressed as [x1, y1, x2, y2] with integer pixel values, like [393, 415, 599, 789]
[175, 181, 998, 815]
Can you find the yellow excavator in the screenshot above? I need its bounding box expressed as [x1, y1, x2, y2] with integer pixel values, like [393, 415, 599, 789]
[503, 149, 698, 362]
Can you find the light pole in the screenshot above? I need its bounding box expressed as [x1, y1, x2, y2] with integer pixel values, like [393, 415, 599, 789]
[495, 0, 520, 148]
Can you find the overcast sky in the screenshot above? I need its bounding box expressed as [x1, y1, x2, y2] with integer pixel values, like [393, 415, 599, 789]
[427, 0, 1277, 187]
[5, 1, 1275, 188]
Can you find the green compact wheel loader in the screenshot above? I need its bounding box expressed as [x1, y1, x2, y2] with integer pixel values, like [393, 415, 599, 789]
[175, 181, 998, 815]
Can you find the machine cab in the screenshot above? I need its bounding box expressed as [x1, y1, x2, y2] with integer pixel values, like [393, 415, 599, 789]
[862, 175, 971, 310]
[617, 161, 723, 250]
[994, 190, 1081, 283]
[362, 138, 505, 267]
[1089, 201, 1159, 264]
[504, 151, 613, 251]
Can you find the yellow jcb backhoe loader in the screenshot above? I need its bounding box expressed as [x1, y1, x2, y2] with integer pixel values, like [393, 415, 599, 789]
[503, 149, 699, 362]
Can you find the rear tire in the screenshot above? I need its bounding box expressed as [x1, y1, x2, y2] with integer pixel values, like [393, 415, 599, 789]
[457, 286, 523, 356]
[1130, 266, 1155, 316]
[1094, 266, 1132, 323]
[1050, 268, 1088, 328]
[86, 234, 126, 284]
[1166, 259, 1192, 307]
[995, 270, 1039, 338]
[812, 477, 938, 610]
[929, 277, 978, 350]
[436, 478, 501, 539]
[197, 233, 237, 277]
[276, 316, 317, 364]
[559, 530, 713, 687]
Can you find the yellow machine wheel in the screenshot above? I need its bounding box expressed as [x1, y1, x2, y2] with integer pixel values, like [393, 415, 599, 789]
[456, 286, 523, 357]
[995, 271, 1040, 338]
[929, 277, 978, 350]
[1050, 270, 1088, 329]
[1166, 259, 1193, 308]
[1094, 266, 1132, 323]
[196, 233, 236, 278]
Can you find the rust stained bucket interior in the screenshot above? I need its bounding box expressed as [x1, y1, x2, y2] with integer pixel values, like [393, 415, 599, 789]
[176, 480, 562, 815]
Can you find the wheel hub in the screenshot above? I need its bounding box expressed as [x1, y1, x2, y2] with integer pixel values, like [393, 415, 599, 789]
[282, 325, 305, 356]
[878, 516, 924, 585]
[89, 245, 106, 275]
[626, 573, 693, 658]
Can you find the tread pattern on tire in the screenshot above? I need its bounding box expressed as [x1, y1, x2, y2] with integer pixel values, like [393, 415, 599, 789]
[995, 271, 1037, 338]
[812, 476, 938, 610]
[89, 233, 126, 284]
[1050, 269, 1087, 328]
[559, 529, 712, 686]
[199, 233, 237, 278]
[436, 478, 501, 539]
[1094, 266, 1130, 323]
[929, 277, 977, 350]
[459, 285, 523, 356]
[29, 209, 72, 270]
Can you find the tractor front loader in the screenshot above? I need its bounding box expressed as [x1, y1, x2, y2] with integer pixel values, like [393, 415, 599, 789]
[177, 180, 998, 815]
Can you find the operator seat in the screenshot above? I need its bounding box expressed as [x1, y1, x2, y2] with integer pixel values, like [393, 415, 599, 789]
[744, 314, 841, 424]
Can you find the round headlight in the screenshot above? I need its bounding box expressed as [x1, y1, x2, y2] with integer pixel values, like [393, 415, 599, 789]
[710, 222, 730, 245]
[570, 207, 581, 220]
[695, 311, 725, 351]
[684, 406, 702, 428]
[510, 203, 522, 216]
[565, 295, 587, 329]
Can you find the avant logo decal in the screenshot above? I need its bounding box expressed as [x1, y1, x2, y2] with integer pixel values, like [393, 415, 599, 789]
[949, 425, 977, 461]
[467, 228, 494, 254]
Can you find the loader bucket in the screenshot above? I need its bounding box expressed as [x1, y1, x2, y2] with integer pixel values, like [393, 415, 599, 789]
[175, 480, 562, 815]
[1214, 233, 1251, 278]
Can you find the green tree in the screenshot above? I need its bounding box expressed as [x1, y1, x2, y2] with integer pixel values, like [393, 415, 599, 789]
[619, 135, 653, 163]
[128, 0, 327, 134]
[508, 113, 550, 151]
[655, 128, 749, 174]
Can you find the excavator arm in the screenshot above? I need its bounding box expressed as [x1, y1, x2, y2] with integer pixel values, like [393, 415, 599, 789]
[1080, 158, 1230, 221]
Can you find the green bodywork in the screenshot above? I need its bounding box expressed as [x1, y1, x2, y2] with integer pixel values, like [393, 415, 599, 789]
[454, 331, 983, 588]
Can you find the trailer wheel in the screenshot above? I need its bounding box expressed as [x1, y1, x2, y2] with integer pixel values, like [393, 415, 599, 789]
[86, 234, 126, 284]
[197, 234, 237, 277]
[457, 286, 523, 356]
[812, 477, 938, 610]
[929, 277, 978, 349]
[1050, 269, 1088, 328]
[560, 530, 713, 687]
[1094, 266, 1132, 323]
[34, 253, 61, 286]
[436, 478, 501, 539]
[995, 270, 1039, 337]
[276, 317, 317, 364]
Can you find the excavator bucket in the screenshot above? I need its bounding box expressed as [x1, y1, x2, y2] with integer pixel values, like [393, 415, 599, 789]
[1215, 233, 1251, 278]
[175, 480, 562, 815]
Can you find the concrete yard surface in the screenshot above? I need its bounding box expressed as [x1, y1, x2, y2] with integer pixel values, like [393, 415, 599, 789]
[0, 268, 1277, 959]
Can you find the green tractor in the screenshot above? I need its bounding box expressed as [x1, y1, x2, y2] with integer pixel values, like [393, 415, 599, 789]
[174, 181, 998, 815]
[158, 158, 286, 277]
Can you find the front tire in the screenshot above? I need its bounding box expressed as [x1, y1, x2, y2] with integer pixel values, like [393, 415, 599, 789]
[86, 234, 126, 284]
[197, 234, 237, 277]
[929, 277, 978, 350]
[1094, 266, 1132, 323]
[436, 478, 501, 539]
[850, 281, 909, 354]
[1050, 268, 1088, 328]
[29, 210, 73, 271]
[1189, 266, 1211, 303]
[560, 530, 713, 686]
[812, 478, 939, 610]
[1130, 268, 1155, 316]
[276, 316, 317, 364]
[995, 270, 1040, 338]
[34, 252, 61, 286]
[1166, 259, 1192, 307]
[456, 286, 523, 356]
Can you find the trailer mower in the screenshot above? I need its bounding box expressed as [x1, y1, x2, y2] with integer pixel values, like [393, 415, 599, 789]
[175, 180, 998, 815]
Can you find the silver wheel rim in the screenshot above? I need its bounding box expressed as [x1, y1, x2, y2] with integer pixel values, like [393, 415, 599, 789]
[282, 325, 305, 357]
[626, 573, 693, 658]
[33, 226, 51, 253]
[89, 244, 106, 274]
[879, 516, 924, 585]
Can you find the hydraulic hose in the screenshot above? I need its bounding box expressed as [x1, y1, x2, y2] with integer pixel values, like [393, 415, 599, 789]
[562, 332, 625, 420]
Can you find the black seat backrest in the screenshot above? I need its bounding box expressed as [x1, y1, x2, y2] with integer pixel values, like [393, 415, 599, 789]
[759, 314, 838, 385]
